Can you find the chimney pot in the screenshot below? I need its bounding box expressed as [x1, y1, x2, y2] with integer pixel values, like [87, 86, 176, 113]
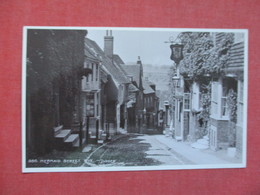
[104, 30, 114, 57]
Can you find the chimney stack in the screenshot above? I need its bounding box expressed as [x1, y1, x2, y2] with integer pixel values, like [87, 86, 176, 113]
[137, 56, 142, 65]
[104, 30, 113, 58]
[137, 56, 143, 77]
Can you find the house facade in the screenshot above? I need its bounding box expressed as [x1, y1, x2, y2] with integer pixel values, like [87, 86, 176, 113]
[81, 38, 102, 144]
[170, 32, 245, 156]
[143, 78, 160, 133]
[209, 34, 245, 155]
[26, 29, 87, 154]
[171, 71, 188, 141]
[122, 58, 145, 133]
[84, 31, 130, 142]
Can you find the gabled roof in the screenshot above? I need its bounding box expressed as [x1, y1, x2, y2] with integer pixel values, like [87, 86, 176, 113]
[112, 54, 125, 66]
[121, 64, 142, 88]
[84, 46, 101, 62]
[100, 68, 108, 83]
[128, 84, 138, 103]
[145, 79, 155, 87]
[85, 38, 129, 85]
[143, 79, 155, 95]
[85, 39, 103, 62]
[129, 83, 139, 92]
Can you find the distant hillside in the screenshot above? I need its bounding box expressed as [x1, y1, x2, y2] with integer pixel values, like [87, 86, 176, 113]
[143, 64, 170, 91]
[143, 64, 171, 109]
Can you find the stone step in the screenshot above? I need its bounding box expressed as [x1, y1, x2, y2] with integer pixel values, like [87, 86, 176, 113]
[197, 139, 209, 145]
[65, 134, 79, 146]
[90, 135, 96, 139]
[55, 129, 71, 141]
[54, 125, 63, 136]
[97, 140, 104, 144]
[73, 139, 80, 147]
[82, 145, 92, 153]
[175, 136, 182, 141]
[191, 142, 209, 149]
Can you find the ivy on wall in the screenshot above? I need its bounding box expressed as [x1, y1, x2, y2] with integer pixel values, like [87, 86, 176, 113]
[27, 29, 86, 155]
[227, 88, 237, 123]
[178, 32, 234, 80]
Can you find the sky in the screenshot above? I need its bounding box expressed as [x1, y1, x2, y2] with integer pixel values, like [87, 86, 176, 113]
[86, 28, 180, 66]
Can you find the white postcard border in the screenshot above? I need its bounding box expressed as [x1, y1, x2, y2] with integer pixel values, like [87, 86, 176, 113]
[22, 26, 248, 173]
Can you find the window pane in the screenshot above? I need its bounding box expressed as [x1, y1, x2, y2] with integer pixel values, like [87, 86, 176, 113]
[184, 93, 190, 110]
[221, 97, 228, 116]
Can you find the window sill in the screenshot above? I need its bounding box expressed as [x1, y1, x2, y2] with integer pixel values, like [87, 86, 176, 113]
[210, 115, 230, 121]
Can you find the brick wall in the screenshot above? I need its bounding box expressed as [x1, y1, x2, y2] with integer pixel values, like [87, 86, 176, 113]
[210, 117, 229, 150]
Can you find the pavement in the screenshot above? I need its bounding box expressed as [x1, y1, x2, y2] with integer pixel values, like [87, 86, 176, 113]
[81, 132, 243, 167]
[152, 134, 242, 165]
[133, 135, 193, 165]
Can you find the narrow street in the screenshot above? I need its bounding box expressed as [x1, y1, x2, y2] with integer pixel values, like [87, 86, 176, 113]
[26, 132, 238, 168]
[82, 134, 193, 167]
[135, 135, 194, 165]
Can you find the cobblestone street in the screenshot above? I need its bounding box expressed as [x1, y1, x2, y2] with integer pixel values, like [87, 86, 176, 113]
[82, 133, 241, 167]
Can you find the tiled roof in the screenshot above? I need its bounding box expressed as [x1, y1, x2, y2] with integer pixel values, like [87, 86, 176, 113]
[144, 79, 155, 87]
[129, 83, 139, 92]
[143, 79, 155, 94]
[128, 93, 136, 102]
[85, 43, 101, 62]
[112, 54, 125, 66]
[85, 38, 129, 85]
[121, 64, 141, 88]
[100, 68, 108, 83]
[128, 84, 138, 103]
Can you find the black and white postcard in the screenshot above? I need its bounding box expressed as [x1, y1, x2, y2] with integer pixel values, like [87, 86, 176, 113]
[22, 27, 248, 172]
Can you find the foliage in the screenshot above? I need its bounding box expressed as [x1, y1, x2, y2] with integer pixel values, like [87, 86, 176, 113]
[199, 92, 211, 122]
[197, 84, 211, 136]
[27, 30, 86, 94]
[178, 32, 234, 80]
[227, 88, 237, 123]
[27, 29, 86, 154]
